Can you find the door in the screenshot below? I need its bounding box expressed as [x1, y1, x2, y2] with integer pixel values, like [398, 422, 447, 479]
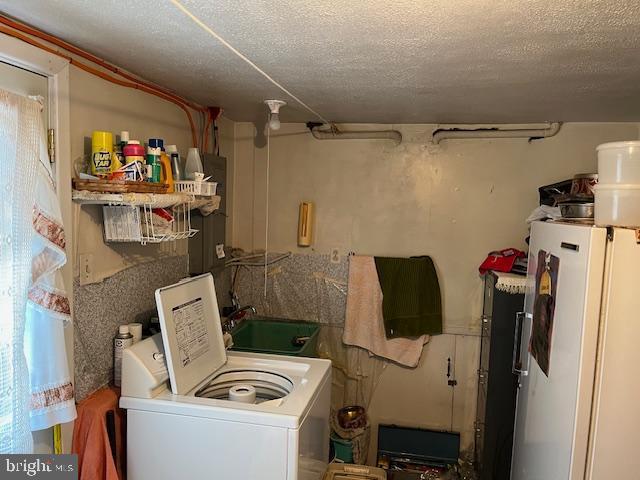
[587, 228, 640, 478]
[511, 222, 606, 480]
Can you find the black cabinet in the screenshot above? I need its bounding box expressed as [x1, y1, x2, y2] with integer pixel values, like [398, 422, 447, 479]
[475, 272, 524, 480]
[189, 154, 226, 276]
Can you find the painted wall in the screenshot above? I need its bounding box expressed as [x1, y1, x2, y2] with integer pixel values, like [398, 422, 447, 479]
[69, 67, 234, 281]
[67, 67, 235, 401]
[231, 122, 640, 460]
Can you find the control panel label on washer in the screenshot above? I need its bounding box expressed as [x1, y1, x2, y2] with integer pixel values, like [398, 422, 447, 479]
[172, 297, 209, 367]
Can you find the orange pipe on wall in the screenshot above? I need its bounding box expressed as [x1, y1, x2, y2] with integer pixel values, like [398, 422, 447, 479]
[0, 20, 203, 146]
[0, 15, 205, 114]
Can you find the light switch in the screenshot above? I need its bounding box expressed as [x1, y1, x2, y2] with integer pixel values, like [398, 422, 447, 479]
[79, 253, 94, 285]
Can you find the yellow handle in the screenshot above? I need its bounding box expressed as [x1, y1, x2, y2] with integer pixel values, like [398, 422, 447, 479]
[159, 153, 174, 193]
[53, 424, 62, 454]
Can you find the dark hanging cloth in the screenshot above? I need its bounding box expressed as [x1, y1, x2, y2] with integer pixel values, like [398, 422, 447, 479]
[374, 256, 442, 338]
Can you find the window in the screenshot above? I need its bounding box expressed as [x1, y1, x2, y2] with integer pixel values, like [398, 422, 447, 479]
[0, 34, 74, 454]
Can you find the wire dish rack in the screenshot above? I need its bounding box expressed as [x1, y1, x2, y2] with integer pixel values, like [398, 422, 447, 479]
[102, 204, 198, 244]
[72, 191, 209, 245]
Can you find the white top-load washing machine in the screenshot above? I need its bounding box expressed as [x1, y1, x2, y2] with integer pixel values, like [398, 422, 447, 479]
[120, 274, 332, 480]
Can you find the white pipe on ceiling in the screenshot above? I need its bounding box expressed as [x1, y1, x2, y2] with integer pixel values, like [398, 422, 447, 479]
[432, 122, 561, 144]
[310, 125, 402, 144]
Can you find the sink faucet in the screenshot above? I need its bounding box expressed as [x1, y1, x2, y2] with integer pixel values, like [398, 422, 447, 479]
[222, 305, 256, 333]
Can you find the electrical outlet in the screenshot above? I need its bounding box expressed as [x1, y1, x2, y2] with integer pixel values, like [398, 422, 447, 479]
[330, 248, 340, 264]
[79, 253, 94, 286]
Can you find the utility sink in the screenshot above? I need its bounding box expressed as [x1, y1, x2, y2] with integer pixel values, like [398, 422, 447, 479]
[230, 317, 320, 357]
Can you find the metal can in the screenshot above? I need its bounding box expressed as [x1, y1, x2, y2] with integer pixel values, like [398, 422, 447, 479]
[91, 130, 113, 176]
[570, 173, 598, 196]
[146, 146, 161, 183]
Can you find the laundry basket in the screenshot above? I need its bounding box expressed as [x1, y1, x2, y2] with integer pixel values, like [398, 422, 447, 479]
[323, 464, 386, 480]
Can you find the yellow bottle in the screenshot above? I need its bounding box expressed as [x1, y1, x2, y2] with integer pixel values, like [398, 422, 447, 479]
[159, 151, 174, 193]
[91, 131, 114, 177]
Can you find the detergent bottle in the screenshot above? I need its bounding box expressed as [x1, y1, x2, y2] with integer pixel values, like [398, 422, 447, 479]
[159, 150, 174, 193]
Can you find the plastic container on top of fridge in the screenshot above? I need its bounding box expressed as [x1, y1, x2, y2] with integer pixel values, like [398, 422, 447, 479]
[597, 141, 640, 184]
[594, 184, 640, 227]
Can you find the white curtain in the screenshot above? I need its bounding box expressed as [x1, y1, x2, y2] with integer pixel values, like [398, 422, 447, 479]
[24, 106, 76, 431]
[0, 89, 76, 453]
[0, 90, 40, 453]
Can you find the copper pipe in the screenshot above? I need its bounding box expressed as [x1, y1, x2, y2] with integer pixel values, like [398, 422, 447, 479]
[0, 24, 199, 146]
[0, 15, 206, 113]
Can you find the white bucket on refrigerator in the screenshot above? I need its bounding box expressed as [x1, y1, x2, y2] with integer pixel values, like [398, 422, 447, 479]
[597, 141, 640, 184]
[594, 184, 640, 227]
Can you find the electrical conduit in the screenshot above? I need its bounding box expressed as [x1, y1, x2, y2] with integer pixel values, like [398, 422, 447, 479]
[432, 122, 561, 144]
[310, 125, 402, 144]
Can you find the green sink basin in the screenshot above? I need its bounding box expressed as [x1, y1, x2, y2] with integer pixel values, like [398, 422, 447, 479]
[231, 318, 320, 357]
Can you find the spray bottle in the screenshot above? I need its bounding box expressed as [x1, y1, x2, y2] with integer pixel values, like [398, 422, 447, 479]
[114, 325, 133, 387]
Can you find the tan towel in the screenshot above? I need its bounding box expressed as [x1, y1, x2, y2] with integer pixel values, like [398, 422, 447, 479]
[343, 255, 428, 367]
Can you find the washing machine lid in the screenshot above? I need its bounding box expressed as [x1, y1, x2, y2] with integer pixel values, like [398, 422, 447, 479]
[156, 273, 227, 395]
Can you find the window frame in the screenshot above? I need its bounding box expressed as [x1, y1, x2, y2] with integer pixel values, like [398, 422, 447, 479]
[0, 32, 73, 453]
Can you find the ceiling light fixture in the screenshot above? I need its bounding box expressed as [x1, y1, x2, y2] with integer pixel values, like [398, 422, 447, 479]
[264, 100, 287, 130]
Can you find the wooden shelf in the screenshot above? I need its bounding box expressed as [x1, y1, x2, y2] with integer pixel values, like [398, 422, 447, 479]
[72, 190, 221, 210]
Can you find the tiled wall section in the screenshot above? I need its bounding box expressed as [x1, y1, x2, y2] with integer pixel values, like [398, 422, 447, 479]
[73, 255, 189, 401]
[233, 253, 349, 324]
[234, 252, 481, 458]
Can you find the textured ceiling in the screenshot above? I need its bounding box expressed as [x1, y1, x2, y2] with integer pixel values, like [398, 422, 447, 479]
[2, 0, 640, 123]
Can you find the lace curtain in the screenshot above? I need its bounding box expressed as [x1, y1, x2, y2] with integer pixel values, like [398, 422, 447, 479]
[0, 90, 41, 453]
[0, 88, 75, 453]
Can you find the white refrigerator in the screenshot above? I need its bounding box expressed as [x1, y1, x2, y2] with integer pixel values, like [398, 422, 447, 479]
[511, 221, 640, 480]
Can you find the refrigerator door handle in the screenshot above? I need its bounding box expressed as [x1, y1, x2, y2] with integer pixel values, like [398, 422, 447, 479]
[512, 311, 530, 377]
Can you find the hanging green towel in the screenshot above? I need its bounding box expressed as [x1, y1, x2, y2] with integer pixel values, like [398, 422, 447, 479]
[374, 256, 442, 338]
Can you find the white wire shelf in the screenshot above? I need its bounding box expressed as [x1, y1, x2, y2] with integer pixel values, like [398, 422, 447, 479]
[72, 190, 220, 245]
[102, 204, 198, 245]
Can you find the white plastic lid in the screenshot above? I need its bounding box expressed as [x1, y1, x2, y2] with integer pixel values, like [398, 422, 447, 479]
[155, 273, 226, 395]
[596, 141, 640, 151]
[119, 325, 130, 334]
[120, 131, 130, 142]
[165, 144, 178, 153]
[127, 140, 140, 145]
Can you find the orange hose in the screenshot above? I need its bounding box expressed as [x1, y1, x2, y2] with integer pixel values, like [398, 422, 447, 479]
[0, 22, 199, 146]
[0, 15, 205, 114]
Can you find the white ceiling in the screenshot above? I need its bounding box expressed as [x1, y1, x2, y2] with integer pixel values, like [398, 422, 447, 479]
[2, 0, 640, 124]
